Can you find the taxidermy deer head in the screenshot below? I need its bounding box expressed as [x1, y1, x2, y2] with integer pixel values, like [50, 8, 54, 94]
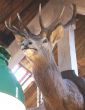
[5, 4, 76, 64]
[5, 4, 84, 110]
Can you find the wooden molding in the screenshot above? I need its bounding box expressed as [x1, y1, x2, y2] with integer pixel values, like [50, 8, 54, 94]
[77, 6, 85, 15]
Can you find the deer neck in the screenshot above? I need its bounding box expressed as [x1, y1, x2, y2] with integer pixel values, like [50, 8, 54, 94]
[32, 53, 61, 77]
[32, 53, 67, 109]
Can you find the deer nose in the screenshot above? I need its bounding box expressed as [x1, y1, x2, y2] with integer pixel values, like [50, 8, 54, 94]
[21, 40, 33, 50]
[21, 43, 28, 50]
[28, 41, 32, 45]
[21, 40, 28, 49]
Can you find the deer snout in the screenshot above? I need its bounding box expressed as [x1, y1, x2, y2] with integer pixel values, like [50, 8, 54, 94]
[21, 39, 33, 50]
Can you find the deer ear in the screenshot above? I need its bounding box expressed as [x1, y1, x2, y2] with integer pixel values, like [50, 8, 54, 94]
[50, 25, 64, 50]
[15, 34, 24, 45]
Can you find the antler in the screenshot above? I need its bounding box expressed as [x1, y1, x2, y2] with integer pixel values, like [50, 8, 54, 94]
[39, 4, 76, 39]
[5, 4, 76, 41]
[5, 13, 35, 39]
[39, 4, 44, 31]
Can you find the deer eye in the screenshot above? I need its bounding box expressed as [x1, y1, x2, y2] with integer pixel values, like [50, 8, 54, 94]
[43, 39, 48, 43]
[29, 41, 32, 45]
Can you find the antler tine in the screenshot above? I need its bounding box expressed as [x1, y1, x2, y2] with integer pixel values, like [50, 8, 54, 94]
[5, 17, 28, 37]
[17, 13, 35, 37]
[5, 18, 18, 33]
[64, 4, 76, 27]
[39, 4, 45, 32]
[48, 6, 65, 31]
[5, 13, 36, 38]
[58, 6, 65, 20]
[17, 13, 22, 23]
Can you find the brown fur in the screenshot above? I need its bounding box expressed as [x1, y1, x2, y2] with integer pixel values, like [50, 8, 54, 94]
[25, 51, 84, 110]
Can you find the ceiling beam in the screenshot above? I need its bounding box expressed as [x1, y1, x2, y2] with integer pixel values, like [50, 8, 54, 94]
[64, 0, 85, 15]
[77, 6, 85, 15]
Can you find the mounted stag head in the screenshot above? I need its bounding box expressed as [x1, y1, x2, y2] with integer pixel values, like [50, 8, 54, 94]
[5, 4, 85, 110]
[5, 4, 76, 64]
